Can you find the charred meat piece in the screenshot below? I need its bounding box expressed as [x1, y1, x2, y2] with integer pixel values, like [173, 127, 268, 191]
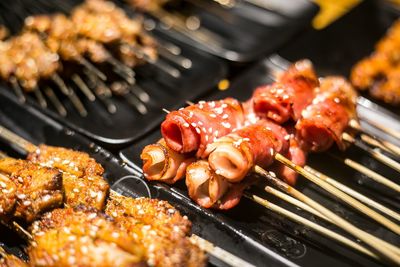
[28, 145, 104, 177]
[106, 193, 207, 267]
[252, 59, 318, 124]
[141, 138, 195, 184]
[28, 145, 108, 210]
[161, 98, 246, 157]
[62, 172, 109, 210]
[185, 160, 257, 210]
[0, 158, 63, 223]
[204, 119, 290, 183]
[296, 77, 356, 152]
[29, 206, 145, 267]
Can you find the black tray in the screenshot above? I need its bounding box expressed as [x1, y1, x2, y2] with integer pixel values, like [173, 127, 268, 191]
[0, 79, 299, 267]
[120, 57, 400, 267]
[0, 0, 227, 149]
[138, 0, 319, 62]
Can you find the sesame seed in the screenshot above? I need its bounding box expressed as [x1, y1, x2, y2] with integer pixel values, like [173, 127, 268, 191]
[222, 122, 231, 129]
[17, 194, 26, 199]
[195, 128, 201, 134]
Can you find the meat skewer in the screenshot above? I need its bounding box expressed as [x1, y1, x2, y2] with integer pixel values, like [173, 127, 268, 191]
[71, 0, 180, 78]
[161, 98, 246, 157]
[139, 128, 398, 264]
[0, 127, 253, 267]
[105, 192, 207, 267]
[29, 205, 146, 266]
[272, 54, 400, 147]
[0, 158, 64, 223]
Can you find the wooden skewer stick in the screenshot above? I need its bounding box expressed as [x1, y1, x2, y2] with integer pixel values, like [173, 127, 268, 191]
[245, 193, 381, 261]
[190, 234, 256, 267]
[274, 153, 400, 235]
[0, 125, 37, 153]
[349, 120, 400, 158]
[265, 186, 328, 221]
[254, 165, 400, 262]
[360, 134, 400, 158]
[342, 133, 400, 173]
[43, 87, 67, 117]
[51, 74, 87, 117]
[33, 86, 47, 109]
[360, 116, 400, 141]
[334, 155, 400, 194]
[262, 173, 400, 256]
[304, 166, 400, 222]
[9, 76, 26, 103]
[71, 74, 96, 102]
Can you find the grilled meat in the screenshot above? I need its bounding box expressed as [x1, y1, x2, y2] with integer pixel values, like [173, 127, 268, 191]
[351, 19, 400, 105]
[106, 193, 207, 267]
[27, 145, 109, 210]
[125, 0, 169, 12]
[0, 158, 63, 223]
[29, 206, 145, 267]
[28, 145, 104, 177]
[0, 173, 16, 218]
[4, 32, 60, 91]
[141, 138, 195, 184]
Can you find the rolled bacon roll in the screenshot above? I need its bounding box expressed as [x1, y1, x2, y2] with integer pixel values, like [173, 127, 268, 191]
[205, 120, 290, 183]
[185, 160, 255, 210]
[161, 98, 245, 158]
[252, 60, 319, 124]
[141, 139, 195, 184]
[296, 76, 357, 152]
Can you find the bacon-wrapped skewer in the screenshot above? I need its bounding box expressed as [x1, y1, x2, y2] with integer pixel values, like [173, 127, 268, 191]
[185, 160, 256, 210]
[205, 119, 289, 183]
[296, 76, 357, 152]
[161, 98, 245, 157]
[141, 138, 195, 184]
[252, 60, 318, 124]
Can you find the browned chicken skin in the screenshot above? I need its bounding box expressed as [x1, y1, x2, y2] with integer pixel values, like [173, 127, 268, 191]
[0, 158, 63, 223]
[27, 145, 109, 210]
[106, 193, 207, 267]
[29, 206, 145, 267]
[0, 173, 16, 218]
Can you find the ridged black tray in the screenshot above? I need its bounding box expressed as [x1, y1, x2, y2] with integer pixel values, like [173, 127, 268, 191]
[142, 0, 319, 62]
[0, 0, 227, 149]
[120, 55, 400, 267]
[0, 78, 297, 267]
